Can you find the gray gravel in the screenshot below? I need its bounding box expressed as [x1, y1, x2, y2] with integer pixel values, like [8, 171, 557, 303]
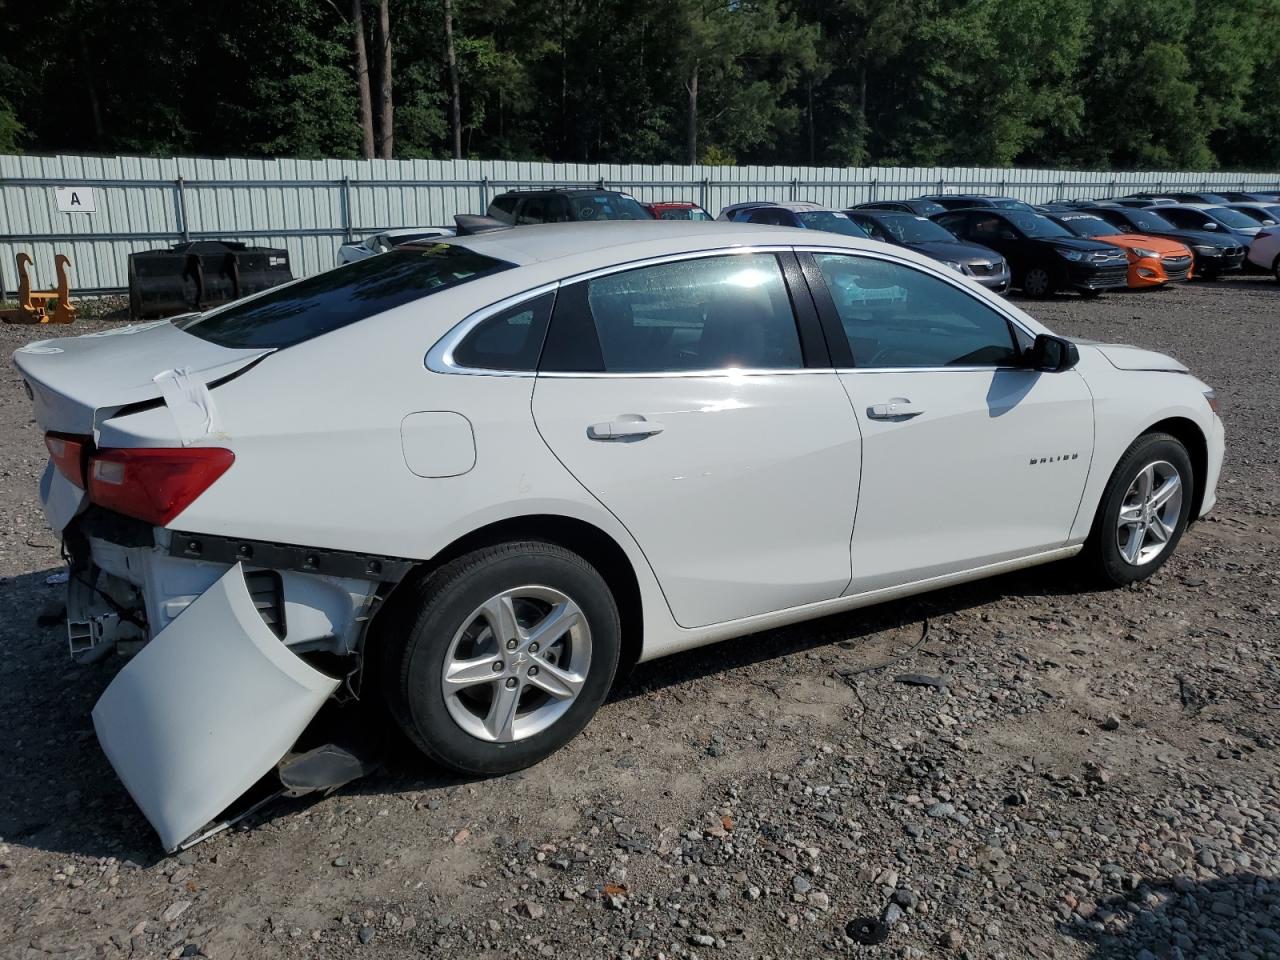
[0, 276, 1277, 959]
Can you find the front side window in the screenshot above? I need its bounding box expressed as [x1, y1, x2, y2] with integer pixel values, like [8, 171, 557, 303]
[452, 293, 554, 371]
[813, 253, 1019, 369]
[178, 245, 514, 349]
[579, 254, 803, 373]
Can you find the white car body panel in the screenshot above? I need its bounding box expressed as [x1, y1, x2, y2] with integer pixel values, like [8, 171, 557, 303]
[1246, 227, 1280, 272]
[92, 564, 339, 851]
[12, 222, 1225, 849]
[532, 371, 862, 627]
[838, 366, 1093, 593]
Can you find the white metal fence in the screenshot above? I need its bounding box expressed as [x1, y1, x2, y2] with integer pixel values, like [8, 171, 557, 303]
[2, 153, 1278, 295]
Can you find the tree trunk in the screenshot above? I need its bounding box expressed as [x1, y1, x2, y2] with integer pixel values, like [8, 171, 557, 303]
[377, 0, 394, 159]
[444, 0, 462, 159]
[352, 0, 375, 159]
[807, 78, 815, 166]
[78, 34, 105, 148]
[686, 62, 699, 165]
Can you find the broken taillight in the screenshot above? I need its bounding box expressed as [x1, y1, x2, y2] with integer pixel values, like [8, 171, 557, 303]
[45, 432, 93, 489]
[88, 447, 234, 526]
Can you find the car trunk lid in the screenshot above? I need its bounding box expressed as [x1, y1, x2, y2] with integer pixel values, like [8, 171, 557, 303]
[13, 319, 273, 436]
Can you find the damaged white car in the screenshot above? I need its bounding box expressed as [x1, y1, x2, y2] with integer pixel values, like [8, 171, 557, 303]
[15, 221, 1224, 851]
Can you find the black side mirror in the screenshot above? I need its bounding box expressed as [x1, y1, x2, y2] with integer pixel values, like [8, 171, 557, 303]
[1028, 333, 1079, 372]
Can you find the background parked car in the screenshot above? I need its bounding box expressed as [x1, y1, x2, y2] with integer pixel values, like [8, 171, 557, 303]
[1048, 213, 1193, 286]
[934, 208, 1128, 297]
[487, 188, 653, 224]
[853, 198, 948, 217]
[716, 201, 775, 221]
[1223, 202, 1280, 227]
[728, 201, 870, 238]
[336, 227, 454, 264]
[1130, 191, 1229, 205]
[1085, 204, 1246, 278]
[1245, 225, 1280, 281]
[1148, 204, 1265, 245]
[644, 200, 714, 220]
[844, 209, 1010, 292]
[918, 194, 1035, 211]
[1221, 190, 1280, 203]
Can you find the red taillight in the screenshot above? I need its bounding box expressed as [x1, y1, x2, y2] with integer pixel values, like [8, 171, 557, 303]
[88, 447, 234, 526]
[45, 432, 92, 489]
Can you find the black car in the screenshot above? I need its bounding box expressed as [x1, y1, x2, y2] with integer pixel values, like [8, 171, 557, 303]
[853, 199, 948, 217]
[1129, 191, 1230, 205]
[934, 209, 1128, 297]
[1221, 191, 1280, 203]
[487, 188, 653, 224]
[844, 210, 1010, 293]
[1083, 205, 1246, 278]
[918, 194, 1035, 212]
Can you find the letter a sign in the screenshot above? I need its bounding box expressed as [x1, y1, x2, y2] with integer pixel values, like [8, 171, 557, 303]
[55, 186, 96, 213]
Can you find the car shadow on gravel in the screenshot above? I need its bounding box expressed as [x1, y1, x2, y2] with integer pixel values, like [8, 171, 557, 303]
[1064, 872, 1280, 959]
[3, 558, 1103, 861]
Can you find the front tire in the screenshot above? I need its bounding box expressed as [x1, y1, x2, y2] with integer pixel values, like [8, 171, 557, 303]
[1272, 255, 1279, 283]
[1084, 433, 1194, 586]
[1022, 265, 1056, 298]
[379, 541, 620, 776]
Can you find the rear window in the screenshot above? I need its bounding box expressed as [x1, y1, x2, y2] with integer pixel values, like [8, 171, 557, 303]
[177, 245, 514, 349]
[569, 193, 653, 221]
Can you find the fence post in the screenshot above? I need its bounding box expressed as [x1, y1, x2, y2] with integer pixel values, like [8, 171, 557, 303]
[596, 176, 605, 190]
[790, 177, 798, 201]
[479, 175, 489, 213]
[176, 178, 190, 242]
[341, 176, 352, 242]
[869, 179, 878, 202]
[1110, 179, 1117, 199]
[700, 177, 709, 212]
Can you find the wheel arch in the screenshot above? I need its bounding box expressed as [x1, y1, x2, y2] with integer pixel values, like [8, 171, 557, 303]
[373, 514, 645, 678]
[1142, 416, 1209, 521]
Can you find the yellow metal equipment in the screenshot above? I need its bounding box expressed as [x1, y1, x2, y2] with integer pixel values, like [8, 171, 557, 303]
[2, 253, 77, 324]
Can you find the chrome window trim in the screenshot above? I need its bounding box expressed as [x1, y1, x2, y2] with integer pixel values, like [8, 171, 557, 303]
[427, 241, 1042, 377]
[426, 281, 561, 376]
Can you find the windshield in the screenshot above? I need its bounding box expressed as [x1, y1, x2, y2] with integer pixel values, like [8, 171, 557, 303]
[1124, 209, 1176, 232]
[177, 244, 514, 349]
[875, 216, 956, 243]
[657, 207, 713, 221]
[797, 211, 868, 237]
[571, 193, 653, 220]
[1204, 206, 1263, 229]
[1004, 212, 1073, 238]
[1055, 215, 1116, 238]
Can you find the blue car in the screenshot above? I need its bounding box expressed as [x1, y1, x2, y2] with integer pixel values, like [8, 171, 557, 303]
[718, 201, 869, 238]
[1149, 204, 1265, 248]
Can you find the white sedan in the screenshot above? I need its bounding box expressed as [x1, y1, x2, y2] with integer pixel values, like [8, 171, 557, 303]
[336, 226, 454, 263]
[14, 222, 1224, 850]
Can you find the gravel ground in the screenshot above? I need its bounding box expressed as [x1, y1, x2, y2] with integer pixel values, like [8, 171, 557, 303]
[0, 277, 1277, 960]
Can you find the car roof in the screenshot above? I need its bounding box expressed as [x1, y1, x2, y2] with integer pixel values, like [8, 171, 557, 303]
[494, 187, 634, 198]
[846, 209, 923, 219]
[648, 200, 699, 207]
[432, 220, 872, 268]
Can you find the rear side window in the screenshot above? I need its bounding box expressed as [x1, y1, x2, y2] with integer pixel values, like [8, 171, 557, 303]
[813, 253, 1018, 368]
[452, 293, 554, 371]
[177, 245, 513, 349]
[544, 254, 803, 373]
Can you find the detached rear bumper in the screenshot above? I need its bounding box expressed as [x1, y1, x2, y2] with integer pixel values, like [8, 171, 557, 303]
[93, 564, 339, 851]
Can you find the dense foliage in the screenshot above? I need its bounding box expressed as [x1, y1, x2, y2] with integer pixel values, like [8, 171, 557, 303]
[2, 0, 1277, 170]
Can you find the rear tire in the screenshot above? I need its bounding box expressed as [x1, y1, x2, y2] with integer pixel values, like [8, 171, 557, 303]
[379, 541, 620, 776]
[1083, 433, 1194, 586]
[1272, 255, 1279, 283]
[1079, 288, 1102, 299]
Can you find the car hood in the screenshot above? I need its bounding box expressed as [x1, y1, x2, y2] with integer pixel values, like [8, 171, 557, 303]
[1034, 236, 1119, 254]
[1074, 341, 1189, 373]
[906, 240, 1003, 264]
[1153, 229, 1239, 250]
[1099, 234, 1191, 255]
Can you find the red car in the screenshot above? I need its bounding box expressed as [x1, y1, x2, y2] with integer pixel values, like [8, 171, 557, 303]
[643, 201, 714, 221]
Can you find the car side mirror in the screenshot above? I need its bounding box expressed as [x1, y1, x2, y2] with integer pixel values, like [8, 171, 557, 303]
[1028, 333, 1079, 372]
[1203, 222, 1217, 230]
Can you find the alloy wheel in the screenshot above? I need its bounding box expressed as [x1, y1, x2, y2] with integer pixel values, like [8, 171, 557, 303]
[441, 585, 592, 742]
[1115, 460, 1183, 566]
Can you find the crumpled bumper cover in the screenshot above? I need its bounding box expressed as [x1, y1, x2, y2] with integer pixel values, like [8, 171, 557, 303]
[92, 563, 339, 851]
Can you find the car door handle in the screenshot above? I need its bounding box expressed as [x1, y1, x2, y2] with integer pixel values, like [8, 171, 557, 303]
[866, 400, 925, 420]
[587, 417, 665, 441]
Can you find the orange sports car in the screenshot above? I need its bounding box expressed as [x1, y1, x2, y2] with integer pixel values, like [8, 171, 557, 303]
[1049, 212, 1193, 286]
